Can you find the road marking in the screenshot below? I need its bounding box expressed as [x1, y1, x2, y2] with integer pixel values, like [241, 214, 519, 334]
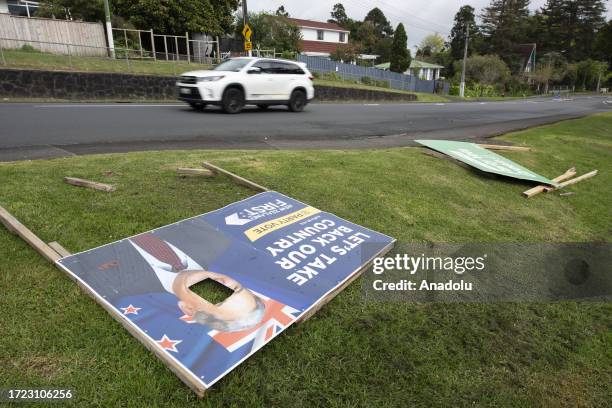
[479, 102, 487, 105]
[435, 103, 445, 106]
[34, 104, 183, 108]
[364, 103, 380, 106]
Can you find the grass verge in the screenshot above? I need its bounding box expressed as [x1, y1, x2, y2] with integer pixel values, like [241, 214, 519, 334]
[1, 48, 211, 76]
[0, 113, 610, 406]
[314, 78, 449, 102]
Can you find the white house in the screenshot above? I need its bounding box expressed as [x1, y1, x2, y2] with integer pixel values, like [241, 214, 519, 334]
[285, 17, 350, 57]
[1, 0, 40, 16]
[374, 60, 444, 80]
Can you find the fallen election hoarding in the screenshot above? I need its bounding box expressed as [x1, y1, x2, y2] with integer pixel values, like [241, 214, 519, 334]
[416, 140, 559, 186]
[56, 191, 395, 394]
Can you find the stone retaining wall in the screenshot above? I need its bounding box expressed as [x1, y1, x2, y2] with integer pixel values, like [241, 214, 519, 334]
[0, 68, 417, 101]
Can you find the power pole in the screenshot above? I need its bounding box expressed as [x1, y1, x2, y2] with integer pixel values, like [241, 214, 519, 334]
[103, 0, 115, 58]
[242, 0, 251, 57]
[459, 24, 470, 98]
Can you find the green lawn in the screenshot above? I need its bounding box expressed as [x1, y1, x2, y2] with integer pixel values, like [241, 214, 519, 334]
[0, 113, 610, 406]
[1, 48, 212, 77]
[314, 79, 449, 102]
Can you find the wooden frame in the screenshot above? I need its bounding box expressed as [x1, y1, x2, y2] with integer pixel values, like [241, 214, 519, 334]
[177, 168, 214, 177]
[202, 162, 269, 192]
[64, 177, 116, 192]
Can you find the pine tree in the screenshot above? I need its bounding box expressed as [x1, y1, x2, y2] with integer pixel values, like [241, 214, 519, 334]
[449, 6, 478, 62]
[364, 7, 394, 38]
[480, 0, 531, 64]
[390, 23, 410, 73]
[328, 3, 349, 26]
[539, 0, 606, 61]
[574, 0, 606, 60]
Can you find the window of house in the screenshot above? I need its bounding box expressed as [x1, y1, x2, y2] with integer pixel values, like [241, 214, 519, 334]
[339, 32, 346, 43]
[317, 30, 324, 41]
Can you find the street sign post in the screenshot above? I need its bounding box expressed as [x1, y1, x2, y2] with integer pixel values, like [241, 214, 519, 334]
[242, 23, 252, 40]
[244, 41, 252, 51]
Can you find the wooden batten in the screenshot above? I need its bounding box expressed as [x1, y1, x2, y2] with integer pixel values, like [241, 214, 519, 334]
[177, 168, 215, 177]
[48, 241, 72, 257]
[64, 177, 116, 192]
[0, 205, 61, 263]
[477, 144, 532, 152]
[202, 162, 269, 192]
[523, 167, 576, 198]
[555, 170, 598, 189]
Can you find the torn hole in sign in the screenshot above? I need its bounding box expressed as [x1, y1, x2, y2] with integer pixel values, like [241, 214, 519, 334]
[175, 271, 266, 332]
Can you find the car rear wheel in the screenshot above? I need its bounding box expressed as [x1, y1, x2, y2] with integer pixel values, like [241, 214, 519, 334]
[288, 89, 307, 112]
[189, 102, 207, 111]
[222, 87, 244, 114]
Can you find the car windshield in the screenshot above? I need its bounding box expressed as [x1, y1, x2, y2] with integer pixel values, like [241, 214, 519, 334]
[212, 59, 251, 72]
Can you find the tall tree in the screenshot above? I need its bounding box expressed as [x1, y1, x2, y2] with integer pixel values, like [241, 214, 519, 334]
[275, 5, 289, 17]
[480, 0, 531, 68]
[420, 33, 445, 54]
[449, 5, 478, 61]
[390, 23, 410, 73]
[574, 0, 607, 60]
[38, 0, 239, 35]
[594, 20, 612, 68]
[235, 12, 301, 52]
[539, 0, 606, 61]
[328, 3, 350, 27]
[364, 7, 394, 37]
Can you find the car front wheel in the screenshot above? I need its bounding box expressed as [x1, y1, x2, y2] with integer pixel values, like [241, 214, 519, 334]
[222, 87, 245, 114]
[288, 89, 307, 112]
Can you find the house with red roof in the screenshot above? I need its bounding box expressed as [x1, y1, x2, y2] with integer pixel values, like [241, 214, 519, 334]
[286, 17, 350, 57]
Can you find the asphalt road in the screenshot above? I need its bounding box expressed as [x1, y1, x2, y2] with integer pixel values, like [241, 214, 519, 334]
[1, 96, 610, 161]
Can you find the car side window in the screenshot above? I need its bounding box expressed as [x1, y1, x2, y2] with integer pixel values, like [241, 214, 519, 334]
[285, 63, 305, 75]
[266, 62, 288, 74]
[252, 61, 273, 73]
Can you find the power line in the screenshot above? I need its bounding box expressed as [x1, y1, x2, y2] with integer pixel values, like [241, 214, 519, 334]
[344, 0, 451, 36]
[370, 0, 451, 33]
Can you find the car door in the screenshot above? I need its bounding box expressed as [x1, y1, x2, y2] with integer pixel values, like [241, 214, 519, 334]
[245, 60, 276, 101]
[266, 61, 295, 100]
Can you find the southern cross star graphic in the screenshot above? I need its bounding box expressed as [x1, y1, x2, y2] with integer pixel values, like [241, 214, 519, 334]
[120, 304, 141, 315]
[157, 335, 182, 353]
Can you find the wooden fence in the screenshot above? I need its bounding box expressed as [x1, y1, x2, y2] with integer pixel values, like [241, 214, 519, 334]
[0, 14, 107, 57]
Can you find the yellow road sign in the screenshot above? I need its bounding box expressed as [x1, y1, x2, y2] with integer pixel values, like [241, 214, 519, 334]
[244, 41, 252, 51]
[242, 24, 252, 40]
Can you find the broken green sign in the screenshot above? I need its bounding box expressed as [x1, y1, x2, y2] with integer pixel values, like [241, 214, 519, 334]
[416, 140, 558, 186]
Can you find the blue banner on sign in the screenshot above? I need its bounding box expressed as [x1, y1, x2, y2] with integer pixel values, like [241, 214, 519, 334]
[57, 191, 394, 389]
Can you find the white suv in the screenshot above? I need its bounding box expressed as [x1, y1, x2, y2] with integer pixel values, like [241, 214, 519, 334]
[177, 57, 315, 114]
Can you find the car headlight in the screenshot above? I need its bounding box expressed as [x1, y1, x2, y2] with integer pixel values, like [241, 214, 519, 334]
[198, 75, 225, 82]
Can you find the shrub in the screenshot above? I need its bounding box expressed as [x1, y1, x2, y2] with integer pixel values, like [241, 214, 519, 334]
[375, 80, 390, 88]
[311, 71, 321, 79]
[280, 50, 295, 60]
[321, 71, 342, 82]
[20, 44, 38, 53]
[361, 76, 373, 85]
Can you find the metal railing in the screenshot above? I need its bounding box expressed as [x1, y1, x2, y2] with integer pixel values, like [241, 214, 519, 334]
[0, 37, 215, 76]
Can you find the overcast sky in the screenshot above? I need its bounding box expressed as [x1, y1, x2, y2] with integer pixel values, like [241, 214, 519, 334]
[247, 0, 611, 51]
